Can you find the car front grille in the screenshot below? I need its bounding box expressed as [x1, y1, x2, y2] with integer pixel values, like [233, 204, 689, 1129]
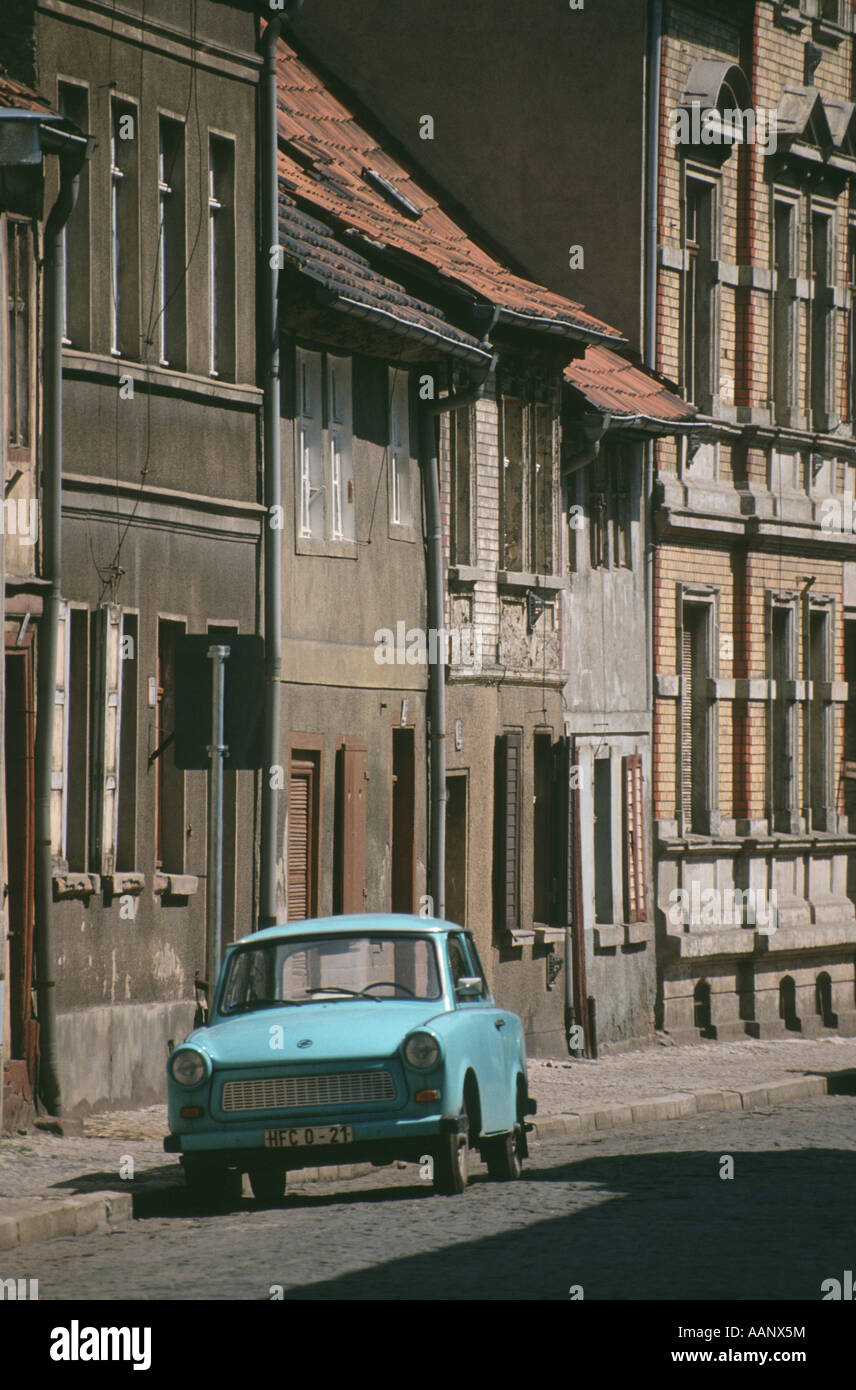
[221, 1070, 397, 1113]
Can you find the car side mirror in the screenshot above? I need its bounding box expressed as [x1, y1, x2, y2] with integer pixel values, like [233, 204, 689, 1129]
[194, 972, 210, 1027]
[456, 976, 483, 999]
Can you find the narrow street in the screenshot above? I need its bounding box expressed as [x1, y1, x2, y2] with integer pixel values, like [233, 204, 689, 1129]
[3, 1096, 853, 1301]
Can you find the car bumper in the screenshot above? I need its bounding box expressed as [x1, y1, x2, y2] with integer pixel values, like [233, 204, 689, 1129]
[165, 1112, 462, 1166]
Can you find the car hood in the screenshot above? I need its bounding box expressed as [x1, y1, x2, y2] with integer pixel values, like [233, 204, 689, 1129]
[184, 999, 451, 1068]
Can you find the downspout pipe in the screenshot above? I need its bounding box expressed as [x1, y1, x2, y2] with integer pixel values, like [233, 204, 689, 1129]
[643, 0, 663, 725]
[421, 351, 496, 921]
[259, 0, 302, 927]
[34, 130, 91, 1114]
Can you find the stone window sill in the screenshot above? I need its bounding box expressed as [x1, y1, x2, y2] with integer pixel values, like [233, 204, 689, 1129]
[52, 872, 101, 900]
[103, 873, 145, 896]
[154, 873, 199, 897]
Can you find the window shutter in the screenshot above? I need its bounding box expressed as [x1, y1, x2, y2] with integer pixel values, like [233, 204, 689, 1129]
[623, 753, 647, 923]
[681, 622, 693, 823]
[51, 601, 70, 861]
[297, 348, 323, 537]
[340, 738, 368, 914]
[287, 761, 313, 921]
[494, 731, 522, 931]
[552, 736, 572, 924]
[89, 603, 123, 875]
[328, 354, 354, 540]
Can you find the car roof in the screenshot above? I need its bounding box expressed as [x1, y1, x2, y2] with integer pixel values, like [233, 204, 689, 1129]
[230, 913, 455, 950]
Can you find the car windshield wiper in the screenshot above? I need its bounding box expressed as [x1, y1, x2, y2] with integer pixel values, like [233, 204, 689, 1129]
[303, 987, 381, 1002]
[223, 999, 291, 1015]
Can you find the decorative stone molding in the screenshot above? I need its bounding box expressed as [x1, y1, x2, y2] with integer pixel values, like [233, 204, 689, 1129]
[655, 673, 681, 698]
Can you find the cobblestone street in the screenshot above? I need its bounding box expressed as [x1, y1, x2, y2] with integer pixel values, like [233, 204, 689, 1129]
[1, 1095, 854, 1300]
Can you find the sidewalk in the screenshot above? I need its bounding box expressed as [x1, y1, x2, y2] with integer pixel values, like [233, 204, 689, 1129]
[2, 1035, 855, 1251]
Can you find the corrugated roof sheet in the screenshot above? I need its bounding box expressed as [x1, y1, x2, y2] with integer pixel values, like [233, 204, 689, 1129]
[276, 39, 622, 345]
[279, 196, 491, 362]
[0, 72, 57, 116]
[564, 346, 696, 425]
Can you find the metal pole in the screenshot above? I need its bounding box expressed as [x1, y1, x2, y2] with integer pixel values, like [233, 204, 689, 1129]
[207, 645, 230, 986]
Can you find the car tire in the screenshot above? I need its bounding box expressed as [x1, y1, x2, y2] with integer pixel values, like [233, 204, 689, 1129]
[483, 1127, 523, 1181]
[248, 1167, 287, 1204]
[183, 1157, 243, 1210]
[433, 1103, 469, 1196]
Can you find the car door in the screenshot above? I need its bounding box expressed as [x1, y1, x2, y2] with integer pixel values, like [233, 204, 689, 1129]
[448, 932, 505, 1132]
[466, 932, 520, 1129]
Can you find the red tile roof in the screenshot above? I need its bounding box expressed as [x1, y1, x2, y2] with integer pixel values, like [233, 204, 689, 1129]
[276, 39, 622, 345]
[278, 195, 491, 363]
[0, 72, 57, 116]
[564, 346, 696, 425]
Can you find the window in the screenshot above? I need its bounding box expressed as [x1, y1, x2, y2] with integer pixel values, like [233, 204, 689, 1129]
[811, 211, 833, 429]
[65, 607, 90, 871]
[208, 134, 235, 380]
[623, 753, 647, 923]
[681, 602, 712, 834]
[287, 746, 321, 921]
[769, 601, 796, 831]
[296, 348, 355, 544]
[334, 737, 367, 915]
[89, 605, 124, 875]
[116, 613, 138, 872]
[493, 730, 522, 932]
[155, 619, 185, 873]
[445, 771, 468, 926]
[588, 444, 632, 570]
[451, 405, 473, 565]
[110, 97, 139, 359]
[501, 389, 557, 574]
[533, 732, 555, 925]
[391, 726, 415, 912]
[683, 177, 716, 407]
[6, 218, 34, 459]
[773, 199, 798, 422]
[58, 81, 90, 349]
[593, 756, 613, 924]
[389, 366, 413, 528]
[157, 116, 186, 369]
[807, 605, 832, 829]
[328, 355, 354, 539]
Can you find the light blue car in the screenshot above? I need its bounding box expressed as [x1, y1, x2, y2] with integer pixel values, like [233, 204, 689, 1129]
[164, 914, 536, 1203]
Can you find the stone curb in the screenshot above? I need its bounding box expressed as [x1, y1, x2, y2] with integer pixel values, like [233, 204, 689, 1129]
[529, 1074, 832, 1141]
[0, 1191, 132, 1252]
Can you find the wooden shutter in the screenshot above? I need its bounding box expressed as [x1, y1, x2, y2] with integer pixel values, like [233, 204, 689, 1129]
[89, 603, 123, 875]
[50, 601, 70, 860]
[287, 760, 314, 921]
[494, 731, 522, 930]
[340, 738, 367, 914]
[623, 753, 647, 923]
[681, 619, 693, 823]
[552, 736, 572, 925]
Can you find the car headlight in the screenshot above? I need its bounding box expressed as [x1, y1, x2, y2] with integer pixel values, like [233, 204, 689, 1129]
[169, 1047, 209, 1088]
[403, 1031, 441, 1069]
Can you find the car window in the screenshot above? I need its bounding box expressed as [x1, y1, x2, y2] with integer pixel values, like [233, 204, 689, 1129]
[464, 934, 490, 999]
[219, 935, 442, 1012]
[447, 934, 472, 992]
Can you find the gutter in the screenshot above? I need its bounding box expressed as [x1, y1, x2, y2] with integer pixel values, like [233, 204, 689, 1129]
[258, 0, 303, 927]
[643, 0, 663, 732]
[420, 343, 497, 920]
[33, 124, 92, 1114]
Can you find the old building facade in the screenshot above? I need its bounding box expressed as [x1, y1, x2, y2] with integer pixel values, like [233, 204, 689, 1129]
[297, 0, 856, 1044]
[2, 0, 264, 1117]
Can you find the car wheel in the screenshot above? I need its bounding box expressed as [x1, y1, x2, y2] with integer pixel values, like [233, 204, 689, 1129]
[483, 1127, 523, 1181]
[248, 1167, 287, 1205]
[433, 1103, 469, 1196]
[183, 1157, 243, 1210]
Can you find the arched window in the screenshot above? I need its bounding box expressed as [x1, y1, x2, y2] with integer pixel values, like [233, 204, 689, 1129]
[779, 976, 800, 1032]
[694, 979, 712, 1033]
[815, 972, 837, 1029]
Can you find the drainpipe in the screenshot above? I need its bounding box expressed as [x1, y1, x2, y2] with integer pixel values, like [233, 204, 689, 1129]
[421, 351, 496, 920]
[34, 129, 91, 1114]
[259, 1, 303, 927]
[644, 0, 663, 725]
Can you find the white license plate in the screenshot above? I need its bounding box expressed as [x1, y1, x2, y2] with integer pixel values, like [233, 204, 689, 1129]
[263, 1125, 354, 1148]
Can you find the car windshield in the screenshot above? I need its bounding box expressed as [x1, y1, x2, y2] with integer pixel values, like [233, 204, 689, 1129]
[219, 934, 443, 1013]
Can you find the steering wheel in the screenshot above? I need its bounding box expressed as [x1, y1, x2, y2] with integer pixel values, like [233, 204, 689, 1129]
[360, 981, 416, 998]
